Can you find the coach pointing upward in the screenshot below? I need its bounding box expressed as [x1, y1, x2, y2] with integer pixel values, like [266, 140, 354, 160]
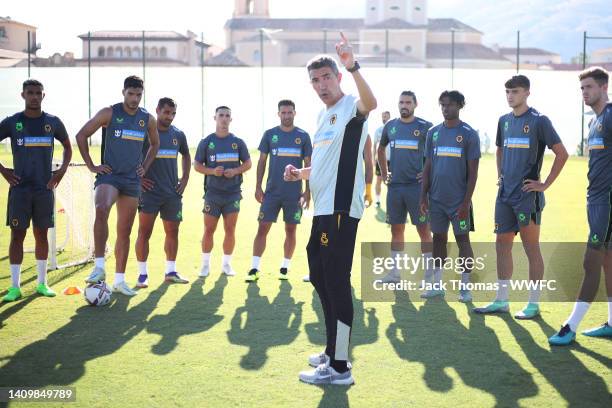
[285, 32, 377, 386]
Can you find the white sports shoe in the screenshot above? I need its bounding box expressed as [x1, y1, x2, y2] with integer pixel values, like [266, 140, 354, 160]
[302, 275, 310, 282]
[299, 364, 354, 385]
[222, 264, 236, 276]
[86, 267, 106, 283]
[308, 352, 330, 367]
[112, 281, 137, 296]
[199, 264, 210, 277]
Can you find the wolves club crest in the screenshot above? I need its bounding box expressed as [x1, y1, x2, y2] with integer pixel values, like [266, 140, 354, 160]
[330, 114, 337, 125]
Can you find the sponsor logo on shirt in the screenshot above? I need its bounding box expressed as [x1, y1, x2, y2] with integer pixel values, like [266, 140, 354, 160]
[394, 139, 419, 150]
[209, 154, 216, 162]
[588, 137, 605, 150]
[156, 149, 178, 159]
[17, 138, 23, 146]
[272, 134, 279, 143]
[277, 147, 301, 157]
[24, 136, 53, 147]
[504, 121, 509, 131]
[44, 124, 52, 133]
[432, 131, 439, 142]
[313, 130, 335, 148]
[505, 137, 530, 149]
[390, 127, 397, 135]
[121, 129, 145, 141]
[272, 149, 277, 156]
[116, 117, 124, 123]
[15, 122, 23, 132]
[208, 142, 215, 149]
[435, 146, 462, 158]
[216, 152, 239, 163]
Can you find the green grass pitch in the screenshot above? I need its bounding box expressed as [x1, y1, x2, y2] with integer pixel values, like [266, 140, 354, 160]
[0, 149, 610, 407]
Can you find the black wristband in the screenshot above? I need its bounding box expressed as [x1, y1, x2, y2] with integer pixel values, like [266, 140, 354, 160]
[347, 61, 360, 73]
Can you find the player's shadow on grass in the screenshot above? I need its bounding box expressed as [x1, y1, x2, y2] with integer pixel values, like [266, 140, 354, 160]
[0, 263, 89, 327]
[503, 313, 611, 407]
[305, 287, 379, 364]
[146, 275, 228, 355]
[386, 291, 538, 408]
[0, 283, 168, 390]
[227, 280, 303, 370]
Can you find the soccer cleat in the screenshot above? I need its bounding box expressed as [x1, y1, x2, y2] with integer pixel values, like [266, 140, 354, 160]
[420, 289, 445, 299]
[113, 281, 137, 296]
[136, 274, 149, 288]
[279, 267, 289, 280]
[2, 287, 22, 302]
[380, 271, 401, 284]
[199, 264, 210, 278]
[549, 324, 576, 346]
[308, 352, 330, 368]
[86, 267, 106, 284]
[582, 322, 612, 338]
[222, 264, 236, 277]
[245, 269, 259, 283]
[36, 283, 56, 297]
[165, 272, 189, 284]
[514, 303, 540, 320]
[376, 201, 381, 208]
[302, 275, 310, 282]
[473, 300, 509, 314]
[458, 289, 473, 303]
[299, 364, 354, 386]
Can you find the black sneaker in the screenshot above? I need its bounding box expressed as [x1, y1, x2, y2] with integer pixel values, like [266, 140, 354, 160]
[245, 268, 259, 283]
[279, 267, 288, 280]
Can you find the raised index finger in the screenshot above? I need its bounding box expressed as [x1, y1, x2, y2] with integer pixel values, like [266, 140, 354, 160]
[340, 31, 348, 44]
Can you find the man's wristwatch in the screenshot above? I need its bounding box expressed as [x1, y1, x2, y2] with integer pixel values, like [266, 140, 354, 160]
[347, 61, 360, 73]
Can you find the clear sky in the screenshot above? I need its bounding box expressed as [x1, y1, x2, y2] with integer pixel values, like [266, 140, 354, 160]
[3, 0, 611, 60]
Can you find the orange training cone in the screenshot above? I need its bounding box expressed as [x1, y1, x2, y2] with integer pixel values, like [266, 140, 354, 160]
[63, 286, 82, 295]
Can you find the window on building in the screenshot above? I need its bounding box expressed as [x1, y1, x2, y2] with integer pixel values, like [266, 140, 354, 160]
[390, 6, 400, 10]
[160, 46, 167, 58]
[151, 46, 158, 57]
[124, 47, 131, 57]
[144, 47, 149, 57]
[98, 46, 105, 57]
[0, 27, 6, 38]
[133, 47, 140, 58]
[253, 49, 261, 63]
[404, 45, 412, 53]
[115, 47, 123, 58]
[373, 45, 381, 53]
[107, 46, 114, 57]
